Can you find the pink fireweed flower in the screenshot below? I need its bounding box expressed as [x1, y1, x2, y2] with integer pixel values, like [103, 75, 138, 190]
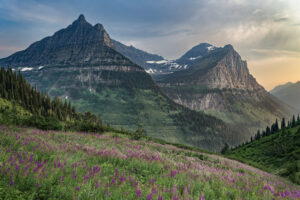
[171, 171, 176, 178]
[120, 174, 126, 183]
[136, 189, 141, 198]
[172, 186, 177, 194]
[199, 195, 205, 200]
[150, 178, 155, 184]
[10, 180, 14, 186]
[152, 188, 157, 194]
[96, 181, 101, 188]
[147, 193, 153, 200]
[158, 195, 163, 200]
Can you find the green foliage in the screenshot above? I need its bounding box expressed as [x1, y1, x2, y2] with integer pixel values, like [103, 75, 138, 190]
[24, 115, 63, 131]
[131, 124, 144, 140]
[227, 124, 300, 184]
[221, 143, 230, 154]
[0, 67, 104, 133]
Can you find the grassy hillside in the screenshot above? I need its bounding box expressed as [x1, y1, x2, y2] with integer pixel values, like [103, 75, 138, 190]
[0, 126, 299, 200]
[226, 125, 300, 184]
[22, 67, 237, 152]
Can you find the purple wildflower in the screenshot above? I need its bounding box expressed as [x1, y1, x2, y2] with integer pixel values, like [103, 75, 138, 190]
[136, 189, 141, 198]
[147, 193, 153, 200]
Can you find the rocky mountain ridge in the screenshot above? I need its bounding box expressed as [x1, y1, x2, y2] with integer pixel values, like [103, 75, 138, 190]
[157, 45, 292, 137]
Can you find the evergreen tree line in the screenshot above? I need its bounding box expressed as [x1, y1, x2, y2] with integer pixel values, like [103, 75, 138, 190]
[0, 67, 103, 132]
[233, 115, 300, 149]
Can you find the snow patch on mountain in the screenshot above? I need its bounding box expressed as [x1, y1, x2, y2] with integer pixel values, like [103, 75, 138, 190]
[189, 56, 202, 60]
[146, 60, 169, 64]
[21, 67, 33, 71]
[145, 68, 157, 74]
[207, 45, 216, 52]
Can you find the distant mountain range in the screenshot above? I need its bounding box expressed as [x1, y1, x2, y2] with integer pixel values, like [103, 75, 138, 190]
[114, 39, 293, 137]
[0, 15, 238, 152]
[271, 82, 300, 111]
[114, 41, 218, 75]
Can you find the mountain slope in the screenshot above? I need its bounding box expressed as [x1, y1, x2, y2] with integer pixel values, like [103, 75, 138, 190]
[226, 123, 300, 184]
[270, 82, 300, 111]
[0, 67, 105, 132]
[113, 40, 164, 70]
[175, 43, 218, 66]
[1, 126, 299, 199]
[157, 44, 292, 140]
[0, 15, 238, 152]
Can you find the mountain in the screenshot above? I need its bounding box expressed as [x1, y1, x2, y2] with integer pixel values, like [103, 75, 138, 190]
[226, 120, 300, 184]
[0, 15, 239, 152]
[156, 44, 292, 139]
[113, 40, 164, 70]
[270, 82, 300, 111]
[175, 43, 218, 65]
[113, 42, 216, 75]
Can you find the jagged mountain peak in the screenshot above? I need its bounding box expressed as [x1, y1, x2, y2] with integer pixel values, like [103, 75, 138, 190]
[68, 14, 91, 30]
[0, 14, 121, 67]
[224, 44, 234, 50]
[77, 14, 86, 21]
[94, 23, 104, 30]
[176, 43, 218, 65]
[72, 14, 88, 24]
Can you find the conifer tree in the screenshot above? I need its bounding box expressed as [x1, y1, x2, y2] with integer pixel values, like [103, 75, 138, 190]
[292, 115, 296, 127]
[281, 118, 286, 129]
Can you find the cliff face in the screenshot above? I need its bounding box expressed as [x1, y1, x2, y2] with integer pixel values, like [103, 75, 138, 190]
[158, 45, 292, 137]
[201, 48, 261, 90]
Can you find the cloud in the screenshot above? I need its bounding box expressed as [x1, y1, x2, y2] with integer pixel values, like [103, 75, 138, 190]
[0, 0, 300, 89]
[0, 0, 72, 24]
[252, 9, 262, 14]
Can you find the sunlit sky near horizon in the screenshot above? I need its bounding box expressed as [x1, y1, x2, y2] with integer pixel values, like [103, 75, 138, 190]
[0, 0, 300, 90]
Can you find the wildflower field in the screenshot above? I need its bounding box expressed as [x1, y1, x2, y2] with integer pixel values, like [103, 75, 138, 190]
[0, 126, 299, 199]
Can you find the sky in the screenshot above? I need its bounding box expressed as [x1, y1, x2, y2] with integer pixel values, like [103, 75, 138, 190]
[0, 0, 300, 90]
